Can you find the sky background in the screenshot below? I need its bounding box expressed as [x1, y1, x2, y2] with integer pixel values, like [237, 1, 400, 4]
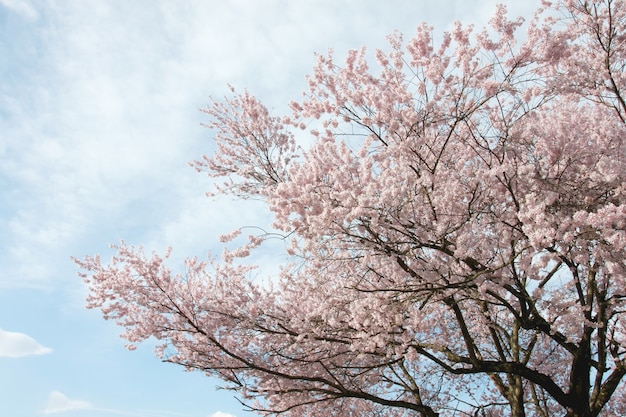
[0, 1, 539, 416]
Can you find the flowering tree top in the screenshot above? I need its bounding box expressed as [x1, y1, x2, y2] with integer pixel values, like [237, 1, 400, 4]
[77, 1, 626, 416]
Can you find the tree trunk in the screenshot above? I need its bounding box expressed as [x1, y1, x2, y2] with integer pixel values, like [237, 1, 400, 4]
[565, 328, 593, 417]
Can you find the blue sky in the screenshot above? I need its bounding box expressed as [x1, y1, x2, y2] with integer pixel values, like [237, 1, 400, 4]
[0, 1, 538, 416]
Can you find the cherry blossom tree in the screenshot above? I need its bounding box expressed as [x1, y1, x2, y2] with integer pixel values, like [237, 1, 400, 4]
[76, 1, 626, 416]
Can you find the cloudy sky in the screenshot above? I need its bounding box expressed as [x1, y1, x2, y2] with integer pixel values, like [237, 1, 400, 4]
[0, 1, 538, 416]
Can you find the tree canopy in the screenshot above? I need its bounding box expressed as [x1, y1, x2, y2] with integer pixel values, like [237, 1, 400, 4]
[76, 1, 626, 416]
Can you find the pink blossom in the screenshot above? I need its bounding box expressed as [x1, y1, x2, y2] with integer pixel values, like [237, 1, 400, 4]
[78, 1, 626, 416]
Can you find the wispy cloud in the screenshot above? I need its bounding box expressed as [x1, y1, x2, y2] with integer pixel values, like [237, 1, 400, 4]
[0, 0, 39, 20]
[1, 0, 441, 290]
[209, 412, 238, 417]
[41, 391, 92, 414]
[0, 328, 52, 357]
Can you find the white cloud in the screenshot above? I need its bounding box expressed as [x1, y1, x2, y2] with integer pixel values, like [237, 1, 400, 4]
[42, 391, 92, 414]
[0, 0, 39, 20]
[0, 328, 52, 358]
[209, 412, 237, 417]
